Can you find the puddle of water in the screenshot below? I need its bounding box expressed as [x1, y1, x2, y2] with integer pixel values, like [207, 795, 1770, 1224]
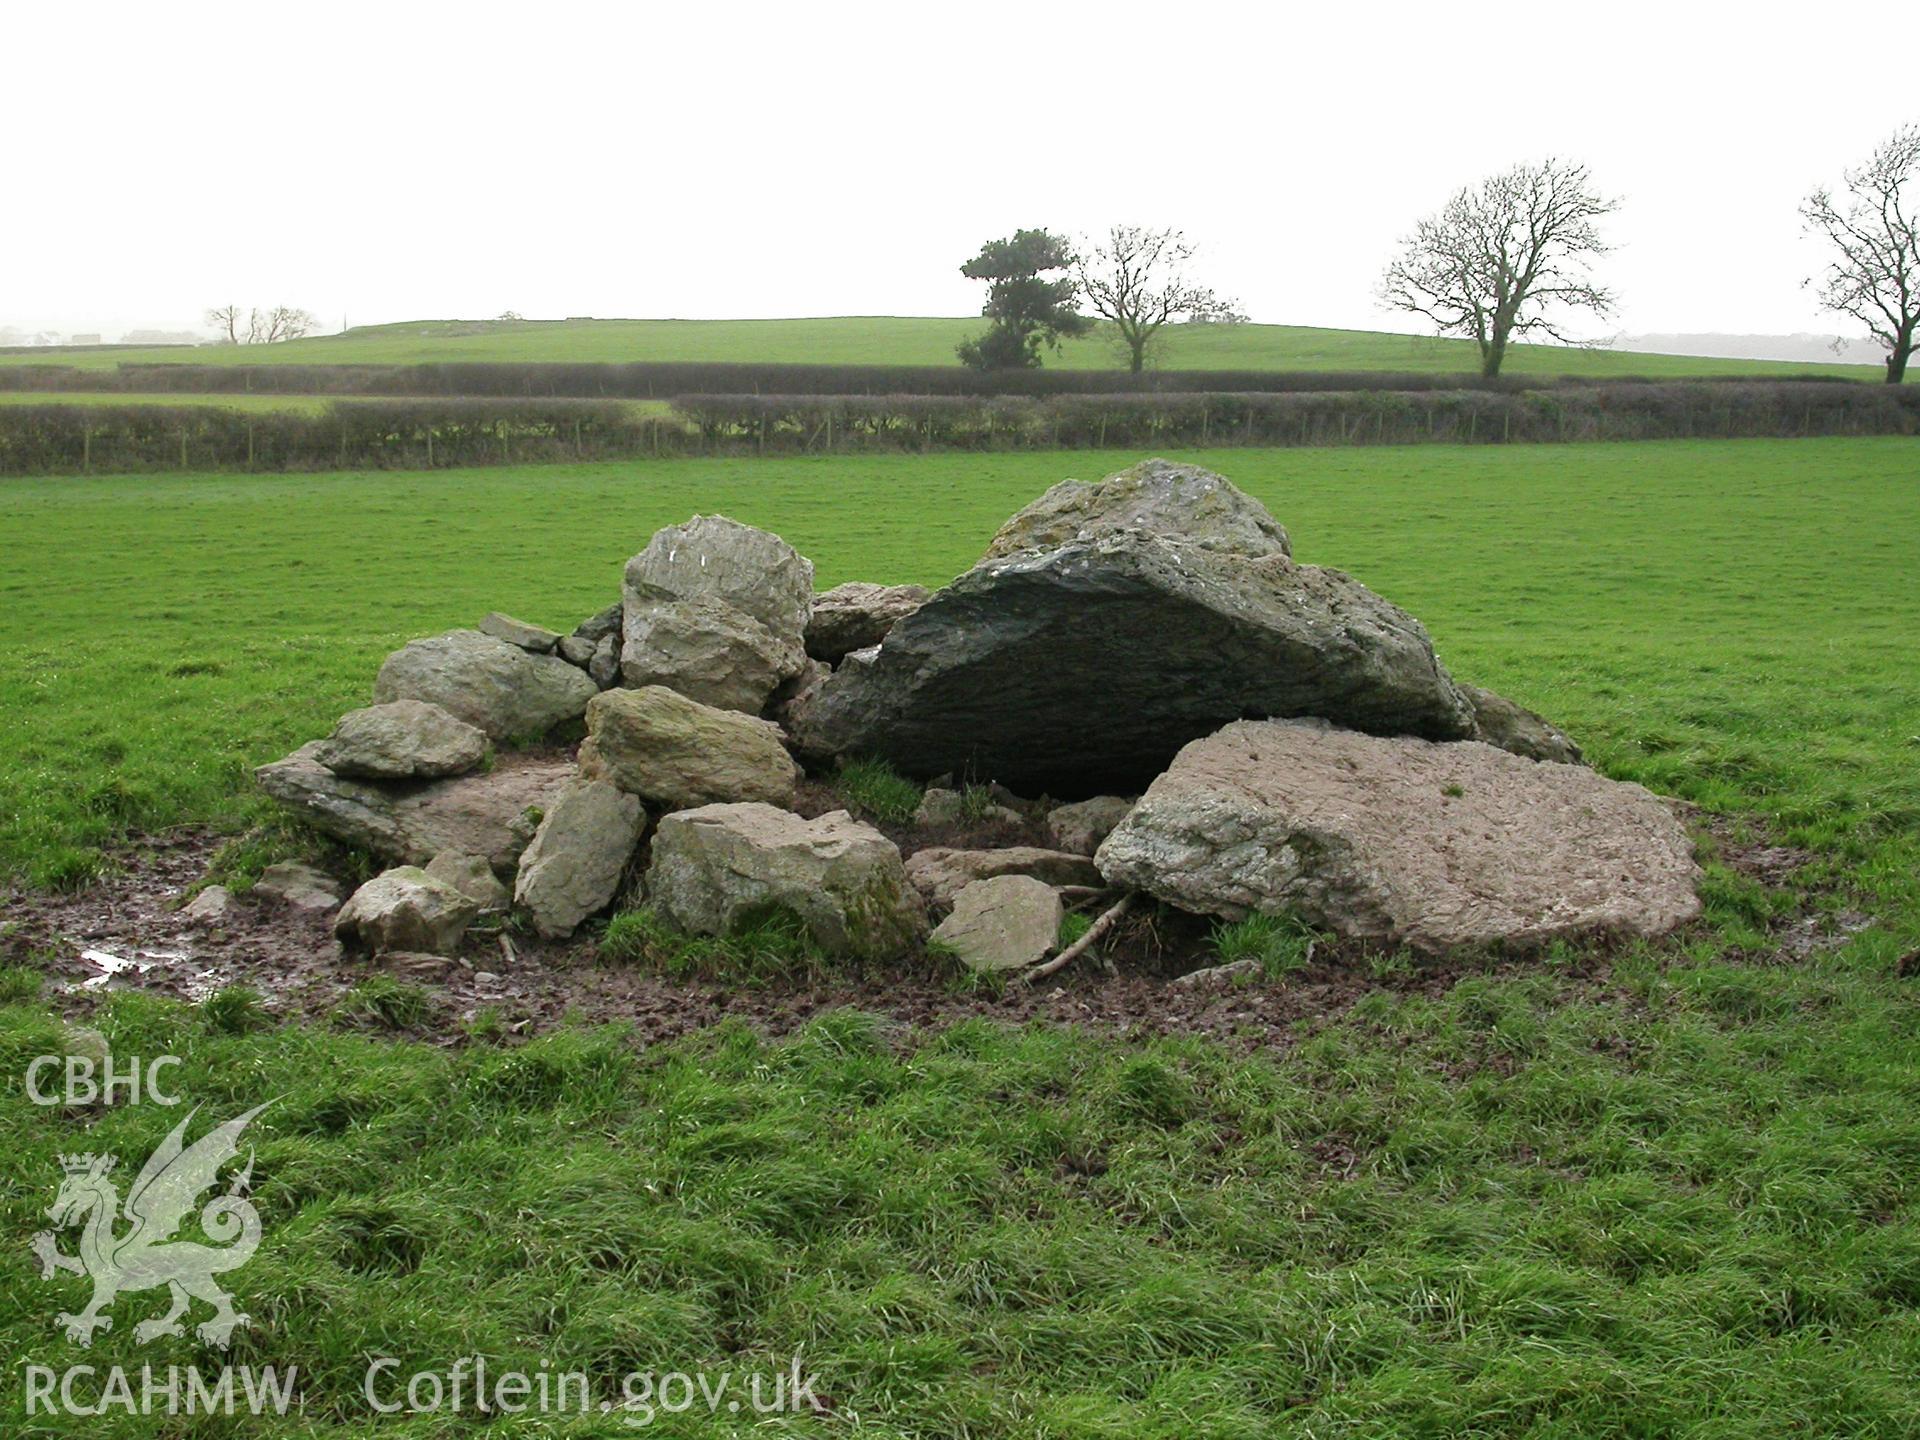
[77, 947, 155, 990]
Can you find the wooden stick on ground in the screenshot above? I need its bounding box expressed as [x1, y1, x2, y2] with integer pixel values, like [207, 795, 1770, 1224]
[1020, 893, 1134, 985]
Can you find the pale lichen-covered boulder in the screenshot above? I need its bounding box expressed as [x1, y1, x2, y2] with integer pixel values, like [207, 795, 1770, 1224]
[334, 866, 479, 955]
[579, 685, 799, 811]
[787, 459, 1478, 795]
[621, 516, 813, 712]
[313, 699, 489, 781]
[805, 582, 932, 663]
[256, 745, 570, 875]
[1096, 718, 1700, 952]
[930, 875, 1063, 973]
[1046, 795, 1136, 855]
[645, 803, 925, 960]
[904, 846, 1101, 913]
[512, 777, 645, 939]
[373, 629, 597, 742]
[424, 850, 512, 911]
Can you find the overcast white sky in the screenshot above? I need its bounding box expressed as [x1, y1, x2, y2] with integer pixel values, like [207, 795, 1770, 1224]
[5, 1, 1912, 339]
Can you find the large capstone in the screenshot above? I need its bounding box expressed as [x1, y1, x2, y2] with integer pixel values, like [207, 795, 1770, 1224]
[645, 803, 925, 961]
[788, 459, 1478, 795]
[1096, 718, 1700, 952]
[621, 516, 813, 712]
[373, 629, 597, 742]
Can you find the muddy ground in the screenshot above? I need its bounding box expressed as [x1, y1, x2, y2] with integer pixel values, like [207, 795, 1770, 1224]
[0, 805, 1868, 1053]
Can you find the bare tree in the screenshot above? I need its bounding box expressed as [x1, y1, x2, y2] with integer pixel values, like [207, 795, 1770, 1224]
[1075, 226, 1240, 373]
[206, 305, 243, 345]
[1380, 159, 1618, 379]
[208, 305, 317, 345]
[1802, 125, 1920, 384]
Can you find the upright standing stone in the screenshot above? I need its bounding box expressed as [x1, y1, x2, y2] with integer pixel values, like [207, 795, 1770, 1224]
[513, 778, 645, 938]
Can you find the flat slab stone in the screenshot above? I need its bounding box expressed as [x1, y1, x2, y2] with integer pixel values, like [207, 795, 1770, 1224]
[1097, 718, 1701, 952]
[478, 612, 561, 653]
[905, 846, 1100, 913]
[931, 875, 1063, 973]
[313, 699, 488, 781]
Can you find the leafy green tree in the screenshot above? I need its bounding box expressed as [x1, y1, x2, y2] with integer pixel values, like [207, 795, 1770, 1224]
[956, 229, 1090, 370]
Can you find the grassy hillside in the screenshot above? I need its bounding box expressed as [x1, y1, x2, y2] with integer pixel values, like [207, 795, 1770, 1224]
[2, 316, 1889, 380]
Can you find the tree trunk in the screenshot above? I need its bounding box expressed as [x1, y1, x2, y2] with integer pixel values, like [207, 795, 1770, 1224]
[1127, 330, 1145, 374]
[1886, 329, 1913, 384]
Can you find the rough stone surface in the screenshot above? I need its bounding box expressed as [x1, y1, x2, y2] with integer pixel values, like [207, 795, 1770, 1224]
[478, 611, 561, 653]
[1046, 795, 1136, 855]
[581, 685, 799, 811]
[180, 886, 234, 926]
[557, 634, 595, 667]
[256, 745, 570, 874]
[646, 803, 925, 960]
[931, 875, 1063, 973]
[574, 603, 623, 644]
[905, 846, 1101, 913]
[805, 582, 933, 663]
[424, 850, 512, 911]
[621, 516, 813, 712]
[788, 459, 1476, 795]
[253, 862, 342, 913]
[513, 778, 645, 939]
[312, 700, 489, 781]
[373, 629, 597, 742]
[621, 598, 802, 713]
[1460, 685, 1583, 764]
[588, 635, 621, 688]
[334, 866, 479, 955]
[1096, 719, 1701, 952]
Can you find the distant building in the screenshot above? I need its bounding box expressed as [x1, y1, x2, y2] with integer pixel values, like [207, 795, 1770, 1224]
[68, 334, 104, 346]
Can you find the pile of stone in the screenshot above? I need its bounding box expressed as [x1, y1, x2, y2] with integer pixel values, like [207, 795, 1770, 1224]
[256, 458, 1699, 969]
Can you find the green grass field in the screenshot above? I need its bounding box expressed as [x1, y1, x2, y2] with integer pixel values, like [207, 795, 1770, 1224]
[4, 439, 1920, 1434]
[2, 316, 1889, 380]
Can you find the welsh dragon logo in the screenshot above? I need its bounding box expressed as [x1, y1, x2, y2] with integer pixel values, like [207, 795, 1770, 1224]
[30, 1103, 270, 1348]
